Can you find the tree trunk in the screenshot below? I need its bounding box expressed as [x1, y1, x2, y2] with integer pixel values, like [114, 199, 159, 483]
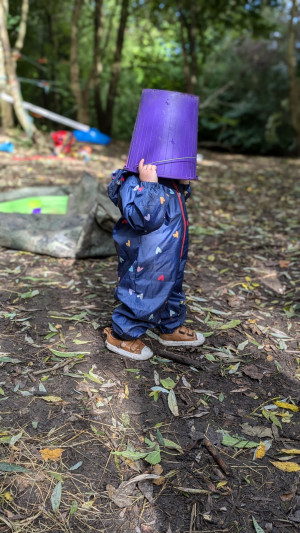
[13, 0, 29, 53]
[185, 0, 198, 94]
[94, 0, 117, 129]
[70, 0, 89, 123]
[0, 0, 39, 139]
[179, 12, 192, 93]
[287, 0, 300, 154]
[0, 0, 13, 128]
[92, 0, 104, 123]
[178, 1, 198, 94]
[97, 0, 129, 135]
[0, 38, 13, 128]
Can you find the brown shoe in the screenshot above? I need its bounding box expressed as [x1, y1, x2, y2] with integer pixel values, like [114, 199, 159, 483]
[104, 328, 153, 360]
[148, 326, 205, 347]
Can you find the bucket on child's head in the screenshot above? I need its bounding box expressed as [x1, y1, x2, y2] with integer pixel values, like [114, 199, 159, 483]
[124, 89, 199, 180]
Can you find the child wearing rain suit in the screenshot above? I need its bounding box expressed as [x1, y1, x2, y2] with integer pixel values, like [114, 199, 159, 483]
[104, 158, 205, 360]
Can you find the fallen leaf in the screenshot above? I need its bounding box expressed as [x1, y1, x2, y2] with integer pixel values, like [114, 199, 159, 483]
[270, 461, 300, 472]
[163, 438, 183, 453]
[145, 449, 161, 465]
[40, 448, 63, 461]
[69, 461, 83, 471]
[254, 443, 267, 459]
[123, 473, 161, 486]
[152, 464, 163, 475]
[237, 340, 248, 351]
[82, 499, 94, 509]
[240, 423, 273, 439]
[227, 295, 244, 308]
[175, 486, 210, 494]
[279, 260, 290, 268]
[70, 500, 78, 515]
[106, 483, 135, 508]
[40, 395, 63, 403]
[168, 389, 179, 416]
[138, 480, 154, 503]
[51, 481, 62, 513]
[256, 266, 285, 294]
[280, 449, 300, 455]
[217, 481, 228, 488]
[140, 525, 154, 533]
[219, 319, 241, 330]
[161, 377, 176, 390]
[280, 492, 295, 502]
[242, 365, 264, 381]
[0, 462, 30, 473]
[222, 432, 259, 449]
[113, 450, 148, 461]
[21, 289, 39, 299]
[252, 515, 265, 533]
[50, 349, 89, 358]
[274, 401, 298, 412]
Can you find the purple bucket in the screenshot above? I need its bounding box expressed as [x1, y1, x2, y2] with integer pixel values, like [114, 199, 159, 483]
[124, 89, 199, 180]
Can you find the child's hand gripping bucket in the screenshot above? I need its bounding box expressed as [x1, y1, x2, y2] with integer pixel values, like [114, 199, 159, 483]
[124, 89, 199, 180]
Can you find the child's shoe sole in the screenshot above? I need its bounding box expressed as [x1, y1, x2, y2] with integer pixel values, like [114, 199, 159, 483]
[105, 340, 153, 360]
[146, 328, 205, 347]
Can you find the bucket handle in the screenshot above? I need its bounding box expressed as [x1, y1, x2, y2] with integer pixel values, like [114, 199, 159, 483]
[135, 156, 196, 168]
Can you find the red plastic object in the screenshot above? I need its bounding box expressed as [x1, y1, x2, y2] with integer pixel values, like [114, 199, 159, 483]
[51, 131, 75, 154]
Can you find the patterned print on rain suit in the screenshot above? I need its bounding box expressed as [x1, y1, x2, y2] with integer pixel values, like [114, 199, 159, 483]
[108, 170, 191, 339]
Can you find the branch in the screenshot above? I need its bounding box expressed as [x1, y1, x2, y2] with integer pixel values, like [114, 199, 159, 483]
[199, 81, 234, 109]
[14, 0, 29, 53]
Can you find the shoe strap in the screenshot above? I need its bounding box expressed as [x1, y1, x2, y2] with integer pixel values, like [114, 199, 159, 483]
[121, 338, 145, 353]
[177, 326, 196, 338]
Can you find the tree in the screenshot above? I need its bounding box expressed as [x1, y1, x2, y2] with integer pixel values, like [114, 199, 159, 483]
[0, 0, 13, 128]
[94, 0, 129, 135]
[287, 0, 300, 154]
[70, 0, 104, 124]
[0, 0, 40, 139]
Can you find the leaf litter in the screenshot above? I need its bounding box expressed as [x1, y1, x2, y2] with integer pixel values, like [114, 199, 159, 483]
[0, 146, 299, 532]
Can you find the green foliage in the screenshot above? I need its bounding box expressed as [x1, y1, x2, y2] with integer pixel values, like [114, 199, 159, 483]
[198, 26, 297, 154]
[4, 0, 299, 154]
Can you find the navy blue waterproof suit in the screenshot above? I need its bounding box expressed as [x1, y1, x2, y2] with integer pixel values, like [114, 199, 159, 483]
[108, 170, 191, 339]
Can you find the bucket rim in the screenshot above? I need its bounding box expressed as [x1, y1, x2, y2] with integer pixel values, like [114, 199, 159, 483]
[141, 88, 199, 100]
[123, 166, 198, 180]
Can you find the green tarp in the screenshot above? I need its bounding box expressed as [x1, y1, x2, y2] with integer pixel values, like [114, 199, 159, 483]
[0, 173, 119, 258]
[0, 195, 69, 214]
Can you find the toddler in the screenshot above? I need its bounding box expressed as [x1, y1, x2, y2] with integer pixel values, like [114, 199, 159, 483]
[104, 157, 205, 360]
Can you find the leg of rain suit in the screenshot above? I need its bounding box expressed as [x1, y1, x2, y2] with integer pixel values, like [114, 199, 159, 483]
[157, 215, 189, 334]
[112, 221, 189, 339]
[157, 256, 187, 334]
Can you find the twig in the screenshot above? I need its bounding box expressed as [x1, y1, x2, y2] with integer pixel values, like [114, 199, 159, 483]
[156, 348, 203, 370]
[31, 358, 71, 375]
[0, 514, 14, 531]
[203, 438, 232, 477]
[190, 502, 197, 533]
[14, 511, 42, 531]
[199, 81, 234, 110]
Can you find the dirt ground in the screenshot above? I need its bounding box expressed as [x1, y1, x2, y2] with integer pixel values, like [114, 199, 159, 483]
[0, 132, 299, 533]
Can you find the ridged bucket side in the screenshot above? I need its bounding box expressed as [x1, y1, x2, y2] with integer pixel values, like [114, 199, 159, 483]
[125, 89, 199, 180]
